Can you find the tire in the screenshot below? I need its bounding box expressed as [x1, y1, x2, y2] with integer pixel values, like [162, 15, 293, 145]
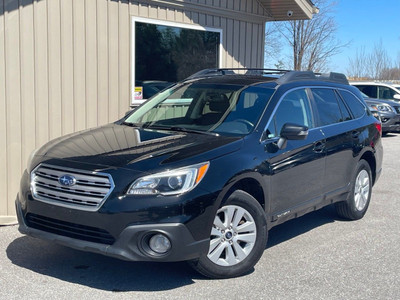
[335, 159, 372, 220]
[189, 190, 268, 279]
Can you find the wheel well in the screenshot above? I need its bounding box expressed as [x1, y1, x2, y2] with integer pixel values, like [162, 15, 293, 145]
[227, 178, 265, 210]
[361, 151, 376, 184]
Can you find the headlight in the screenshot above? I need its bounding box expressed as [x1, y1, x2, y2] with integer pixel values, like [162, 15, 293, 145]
[126, 162, 209, 196]
[376, 104, 393, 112]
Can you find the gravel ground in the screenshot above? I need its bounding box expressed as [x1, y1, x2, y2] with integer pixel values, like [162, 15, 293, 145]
[1, 135, 399, 300]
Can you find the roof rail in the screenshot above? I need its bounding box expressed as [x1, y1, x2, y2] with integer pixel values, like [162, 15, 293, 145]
[185, 68, 234, 80]
[276, 71, 316, 84]
[277, 71, 349, 85]
[318, 72, 349, 85]
[185, 68, 291, 80]
[185, 68, 349, 85]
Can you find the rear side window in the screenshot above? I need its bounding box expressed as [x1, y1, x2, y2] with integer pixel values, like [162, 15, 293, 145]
[338, 90, 366, 119]
[356, 85, 377, 98]
[266, 89, 313, 139]
[378, 86, 397, 99]
[311, 88, 343, 126]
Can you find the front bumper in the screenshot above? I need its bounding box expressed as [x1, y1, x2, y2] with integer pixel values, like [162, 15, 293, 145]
[16, 167, 213, 262]
[16, 199, 208, 261]
[16, 198, 209, 262]
[380, 113, 400, 133]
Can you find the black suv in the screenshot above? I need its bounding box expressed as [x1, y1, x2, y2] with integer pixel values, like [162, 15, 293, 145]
[16, 69, 383, 279]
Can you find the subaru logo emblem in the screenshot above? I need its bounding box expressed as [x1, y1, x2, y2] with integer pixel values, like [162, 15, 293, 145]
[58, 174, 76, 187]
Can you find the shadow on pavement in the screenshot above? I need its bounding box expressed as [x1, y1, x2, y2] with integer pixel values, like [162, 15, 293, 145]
[7, 236, 200, 291]
[267, 205, 338, 248]
[7, 205, 339, 291]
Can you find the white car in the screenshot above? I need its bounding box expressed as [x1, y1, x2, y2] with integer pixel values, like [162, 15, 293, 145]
[392, 84, 400, 90]
[350, 82, 400, 101]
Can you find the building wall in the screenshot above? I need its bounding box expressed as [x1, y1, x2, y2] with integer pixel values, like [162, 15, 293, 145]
[0, 0, 266, 218]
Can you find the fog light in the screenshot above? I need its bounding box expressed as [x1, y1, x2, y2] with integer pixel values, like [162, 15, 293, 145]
[149, 234, 171, 254]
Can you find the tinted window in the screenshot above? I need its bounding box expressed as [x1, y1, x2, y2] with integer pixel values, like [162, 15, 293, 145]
[127, 83, 275, 135]
[311, 88, 343, 126]
[356, 85, 377, 98]
[339, 90, 366, 118]
[378, 86, 397, 99]
[267, 89, 313, 139]
[135, 22, 220, 82]
[223, 86, 273, 126]
[336, 92, 352, 121]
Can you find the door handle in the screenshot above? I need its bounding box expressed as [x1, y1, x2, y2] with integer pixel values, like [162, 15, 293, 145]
[313, 141, 325, 153]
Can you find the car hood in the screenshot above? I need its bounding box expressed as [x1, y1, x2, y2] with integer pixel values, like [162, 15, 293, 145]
[364, 97, 398, 106]
[33, 123, 243, 173]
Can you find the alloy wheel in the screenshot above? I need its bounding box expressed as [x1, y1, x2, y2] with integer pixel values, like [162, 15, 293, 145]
[207, 205, 257, 266]
[354, 169, 370, 211]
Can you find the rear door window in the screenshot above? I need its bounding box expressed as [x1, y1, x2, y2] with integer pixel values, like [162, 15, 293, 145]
[311, 88, 343, 126]
[355, 85, 377, 98]
[335, 91, 352, 121]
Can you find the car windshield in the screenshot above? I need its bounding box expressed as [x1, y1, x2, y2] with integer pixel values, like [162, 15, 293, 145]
[124, 82, 275, 135]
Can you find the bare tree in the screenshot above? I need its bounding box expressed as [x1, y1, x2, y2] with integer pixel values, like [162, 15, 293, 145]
[273, 0, 348, 72]
[347, 47, 369, 78]
[347, 41, 395, 80]
[380, 68, 400, 80]
[397, 52, 400, 69]
[369, 40, 392, 79]
[264, 24, 282, 67]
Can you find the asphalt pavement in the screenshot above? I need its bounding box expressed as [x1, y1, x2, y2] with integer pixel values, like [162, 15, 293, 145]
[1, 135, 399, 300]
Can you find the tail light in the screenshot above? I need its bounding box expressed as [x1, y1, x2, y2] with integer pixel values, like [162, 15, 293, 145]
[374, 122, 382, 136]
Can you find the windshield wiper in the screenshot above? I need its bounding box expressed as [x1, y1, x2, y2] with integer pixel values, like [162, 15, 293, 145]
[144, 125, 219, 136]
[121, 121, 141, 127]
[170, 126, 219, 136]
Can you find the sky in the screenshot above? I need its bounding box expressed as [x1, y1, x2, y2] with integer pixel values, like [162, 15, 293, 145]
[330, 0, 400, 73]
[267, 0, 400, 74]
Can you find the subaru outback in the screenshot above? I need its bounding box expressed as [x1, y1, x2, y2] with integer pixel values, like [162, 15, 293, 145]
[16, 69, 383, 278]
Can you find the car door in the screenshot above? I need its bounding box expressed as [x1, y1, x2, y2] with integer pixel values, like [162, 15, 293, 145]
[310, 88, 361, 199]
[262, 88, 326, 219]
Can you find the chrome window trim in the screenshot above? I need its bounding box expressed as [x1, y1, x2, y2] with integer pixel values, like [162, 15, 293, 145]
[261, 86, 368, 142]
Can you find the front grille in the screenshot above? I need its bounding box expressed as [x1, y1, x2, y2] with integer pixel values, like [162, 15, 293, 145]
[31, 164, 114, 211]
[393, 106, 400, 114]
[26, 213, 115, 245]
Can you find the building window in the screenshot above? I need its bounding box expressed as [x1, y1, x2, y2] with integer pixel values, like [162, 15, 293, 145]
[131, 17, 222, 105]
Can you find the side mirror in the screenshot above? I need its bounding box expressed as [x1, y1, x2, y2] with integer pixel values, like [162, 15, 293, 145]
[393, 94, 400, 101]
[277, 123, 308, 149]
[280, 123, 309, 140]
